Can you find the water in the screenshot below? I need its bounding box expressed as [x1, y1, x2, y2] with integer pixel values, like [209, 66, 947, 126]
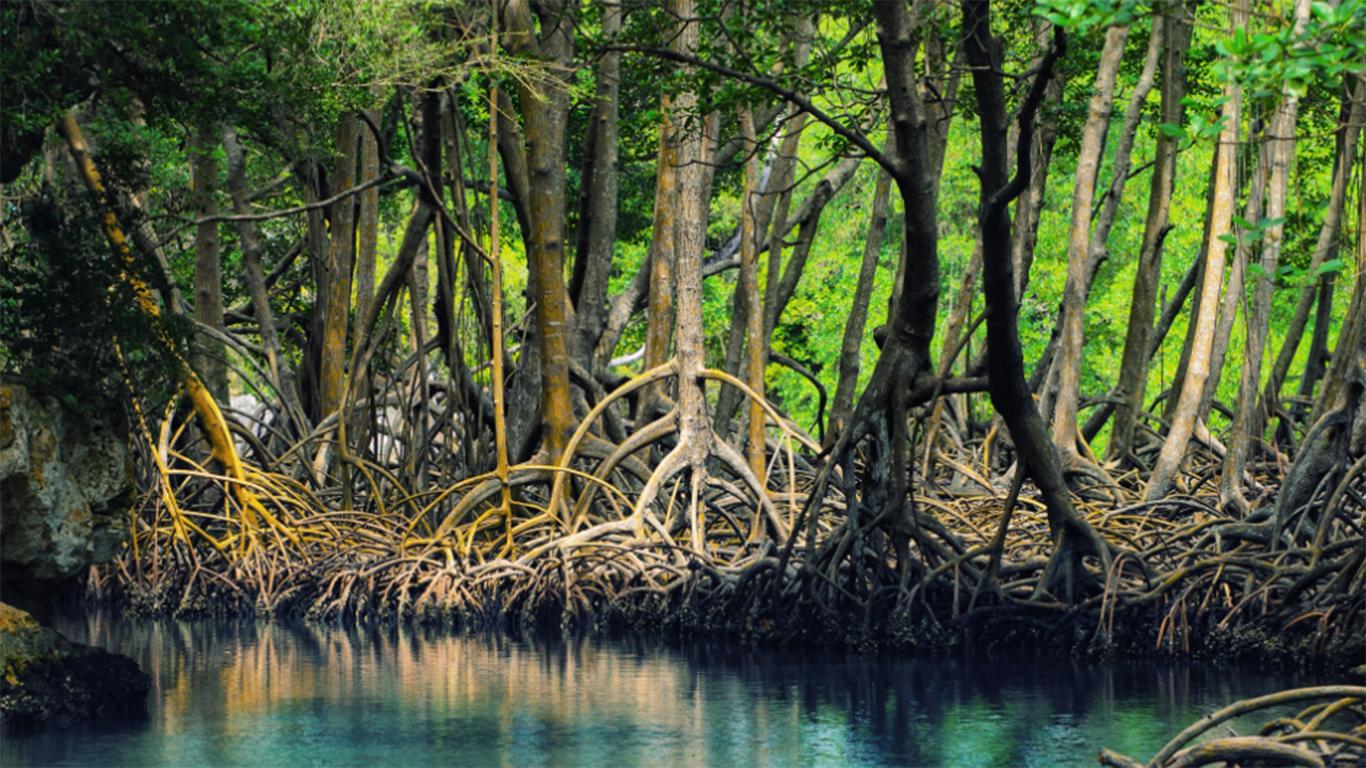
[3, 612, 1324, 767]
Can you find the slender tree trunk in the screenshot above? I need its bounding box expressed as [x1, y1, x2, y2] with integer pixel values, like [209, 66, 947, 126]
[1145, 0, 1246, 501]
[1010, 74, 1063, 303]
[1276, 125, 1366, 524]
[739, 109, 766, 485]
[569, 0, 621, 363]
[641, 99, 678, 413]
[963, 5, 1110, 595]
[354, 109, 380, 362]
[190, 125, 227, 401]
[1295, 273, 1335, 408]
[1089, 20, 1162, 269]
[1110, 8, 1191, 459]
[1311, 155, 1366, 438]
[1050, 23, 1129, 458]
[1195, 145, 1263, 434]
[1221, 0, 1310, 512]
[222, 126, 306, 434]
[319, 113, 359, 420]
[764, 156, 863, 341]
[762, 112, 806, 354]
[829, 165, 893, 443]
[1260, 77, 1363, 424]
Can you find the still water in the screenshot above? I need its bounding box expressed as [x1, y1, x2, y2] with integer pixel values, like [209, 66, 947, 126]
[3, 612, 1322, 767]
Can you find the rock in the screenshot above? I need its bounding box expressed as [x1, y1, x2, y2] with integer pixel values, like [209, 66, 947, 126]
[0, 383, 133, 600]
[0, 603, 149, 733]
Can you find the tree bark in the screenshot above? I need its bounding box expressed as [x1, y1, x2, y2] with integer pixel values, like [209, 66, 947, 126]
[319, 113, 359, 420]
[739, 109, 767, 485]
[1260, 76, 1364, 424]
[1050, 22, 1129, 458]
[963, 5, 1109, 595]
[1145, 0, 1246, 502]
[1221, 0, 1310, 511]
[222, 126, 307, 434]
[1109, 7, 1192, 459]
[569, 0, 621, 363]
[511, 0, 576, 460]
[829, 165, 893, 443]
[640, 98, 678, 413]
[190, 125, 227, 402]
[354, 109, 380, 360]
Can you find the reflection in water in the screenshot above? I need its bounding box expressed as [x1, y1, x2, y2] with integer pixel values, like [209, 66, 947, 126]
[3, 612, 1319, 767]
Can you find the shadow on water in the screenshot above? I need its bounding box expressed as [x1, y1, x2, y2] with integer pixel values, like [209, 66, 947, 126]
[2, 611, 1325, 767]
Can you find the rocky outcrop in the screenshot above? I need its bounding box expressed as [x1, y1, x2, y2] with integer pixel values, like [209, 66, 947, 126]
[0, 602, 149, 733]
[1, 383, 133, 600]
[0, 384, 145, 732]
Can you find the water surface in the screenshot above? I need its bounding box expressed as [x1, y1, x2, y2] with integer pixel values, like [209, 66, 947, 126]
[3, 612, 1321, 767]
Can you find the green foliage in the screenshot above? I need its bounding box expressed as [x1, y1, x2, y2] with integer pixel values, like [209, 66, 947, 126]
[1034, 0, 1142, 33]
[0, 194, 183, 420]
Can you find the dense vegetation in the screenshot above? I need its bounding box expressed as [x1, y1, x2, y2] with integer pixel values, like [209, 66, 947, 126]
[2, 0, 1364, 702]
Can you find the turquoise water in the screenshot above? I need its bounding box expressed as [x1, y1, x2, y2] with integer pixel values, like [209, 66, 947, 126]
[2, 612, 1320, 767]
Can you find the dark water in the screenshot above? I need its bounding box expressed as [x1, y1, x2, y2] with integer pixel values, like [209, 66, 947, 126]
[2, 612, 1325, 767]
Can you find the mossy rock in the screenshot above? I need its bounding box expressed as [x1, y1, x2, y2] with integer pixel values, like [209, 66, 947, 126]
[0, 603, 149, 733]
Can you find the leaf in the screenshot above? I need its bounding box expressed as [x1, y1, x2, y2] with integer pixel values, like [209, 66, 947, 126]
[1316, 257, 1347, 275]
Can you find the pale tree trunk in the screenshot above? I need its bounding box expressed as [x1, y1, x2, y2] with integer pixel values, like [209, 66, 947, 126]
[1088, 19, 1163, 274]
[739, 109, 766, 484]
[190, 125, 227, 402]
[670, 0, 715, 552]
[1220, 0, 1312, 513]
[1110, 7, 1192, 460]
[1050, 22, 1129, 458]
[354, 109, 380, 361]
[1144, 0, 1246, 502]
[640, 99, 678, 413]
[1196, 146, 1264, 432]
[1260, 76, 1364, 424]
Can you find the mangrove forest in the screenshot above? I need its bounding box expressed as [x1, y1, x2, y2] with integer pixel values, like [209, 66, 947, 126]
[1, 0, 1364, 764]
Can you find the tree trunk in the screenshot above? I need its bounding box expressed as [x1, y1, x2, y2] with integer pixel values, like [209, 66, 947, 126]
[512, 0, 576, 460]
[569, 0, 621, 363]
[222, 126, 306, 435]
[189, 125, 227, 402]
[829, 165, 893, 443]
[669, 0, 716, 552]
[1050, 22, 1129, 458]
[1260, 76, 1363, 425]
[1198, 144, 1264, 425]
[963, 5, 1110, 595]
[1221, 0, 1310, 511]
[641, 98, 678, 414]
[1109, 7, 1192, 459]
[1144, 0, 1246, 502]
[354, 109, 380, 362]
[319, 113, 359, 420]
[739, 109, 767, 485]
